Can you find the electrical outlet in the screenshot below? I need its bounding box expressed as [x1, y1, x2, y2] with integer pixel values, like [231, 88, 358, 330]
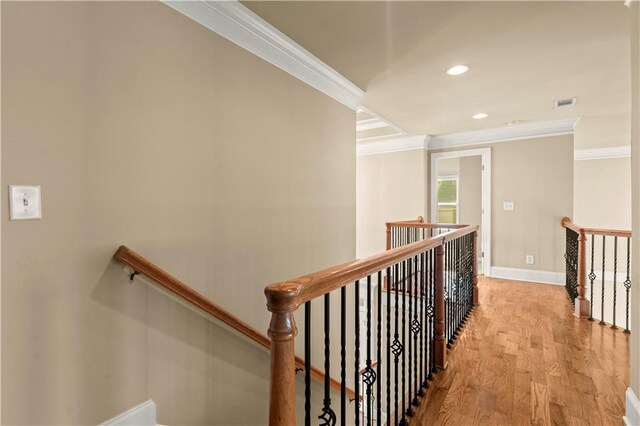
[526, 255, 535, 265]
[503, 201, 515, 211]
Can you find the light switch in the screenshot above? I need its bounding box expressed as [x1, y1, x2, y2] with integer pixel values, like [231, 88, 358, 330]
[9, 185, 41, 220]
[503, 201, 515, 211]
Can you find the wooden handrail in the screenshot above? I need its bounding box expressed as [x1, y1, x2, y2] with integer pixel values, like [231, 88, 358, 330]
[113, 246, 356, 400]
[265, 225, 478, 312]
[561, 217, 632, 238]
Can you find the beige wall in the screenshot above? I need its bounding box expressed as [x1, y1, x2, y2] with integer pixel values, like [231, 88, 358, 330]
[574, 158, 631, 230]
[431, 135, 574, 273]
[574, 114, 631, 150]
[573, 114, 632, 231]
[356, 149, 425, 258]
[630, 1, 640, 399]
[1, 2, 355, 425]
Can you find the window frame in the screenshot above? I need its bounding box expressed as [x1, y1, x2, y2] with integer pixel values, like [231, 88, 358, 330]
[436, 175, 459, 225]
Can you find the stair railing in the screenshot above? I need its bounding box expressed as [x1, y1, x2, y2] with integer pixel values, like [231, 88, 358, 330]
[264, 222, 479, 425]
[561, 217, 633, 331]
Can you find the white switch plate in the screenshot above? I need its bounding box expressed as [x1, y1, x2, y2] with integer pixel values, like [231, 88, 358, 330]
[526, 255, 535, 265]
[503, 201, 515, 211]
[9, 185, 42, 220]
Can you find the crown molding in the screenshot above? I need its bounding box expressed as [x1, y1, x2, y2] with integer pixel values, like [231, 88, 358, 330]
[356, 135, 429, 157]
[574, 145, 631, 161]
[428, 118, 580, 150]
[162, 0, 364, 110]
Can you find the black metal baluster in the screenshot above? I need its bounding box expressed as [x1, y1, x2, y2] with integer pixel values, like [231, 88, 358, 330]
[319, 294, 336, 426]
[405, 257, 413, 418]
[393, 263, 400, 426]
[305, 301, 311, 426]
[419, 251, 426, 395]
[400, 259, 408, 425]
[588, 235, 595, 321]
[364, 275, 375, 426]
[377, 270, 382, 425]
[341, 286, 346, 425]
[625, 237, 631, 334]
[386, 265, 392, 426]
[612, 236, 618, 329]
[454, 238, 459, 340]
[600, 235, 606, 326]
[447, 241, 452, 348]
[411, 254, 420, 408]
[354, 281, 360, 426]
[429, 248, 436, 378]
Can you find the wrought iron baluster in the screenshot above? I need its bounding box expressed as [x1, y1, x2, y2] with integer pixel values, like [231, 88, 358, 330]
[319, 294, 336, 426]
[400, 259, 408, 425]
[600, 235, 606, 326]
[411, 255, 420, 408]
[305, 301, 311, 426]
[419, 251, 426, 395]
[625, 237, 631, 334]
[386, 266, 392, 426]
[612, 236, 618, 329]
[588, 235, 595, 321]
[364, 275, 375, 426]
[405, 257, 413, 418]
[377, 270, 382, 424]
[354, 281, 360, 426]
[340, 286, 346, 425]
[393, 263, 401, 426]
[429, 248, 435, 378]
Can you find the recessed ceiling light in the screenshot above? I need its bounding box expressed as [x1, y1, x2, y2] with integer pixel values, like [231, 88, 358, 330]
[446, 65, 469, 76]
[473, 113, 488, 120]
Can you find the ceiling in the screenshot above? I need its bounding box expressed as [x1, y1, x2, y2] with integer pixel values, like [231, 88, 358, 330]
[242, 1, 632, 140]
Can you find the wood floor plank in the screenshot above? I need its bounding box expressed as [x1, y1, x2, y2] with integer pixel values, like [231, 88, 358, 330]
[410, 277, 629, 425]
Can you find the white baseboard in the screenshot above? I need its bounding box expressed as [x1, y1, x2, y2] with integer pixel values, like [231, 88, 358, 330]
[490, 267, 565, 286]
[624, 388, 640, 425]
[100, 400, 156, 426]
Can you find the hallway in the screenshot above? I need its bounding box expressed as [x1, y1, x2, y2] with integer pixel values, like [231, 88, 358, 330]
[412, 277, 630, 425]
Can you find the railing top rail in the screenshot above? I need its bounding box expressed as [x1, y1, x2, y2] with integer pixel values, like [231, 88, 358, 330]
[265, 225, 478, 312]
[386, 216, 425, 225]
[114, 246, 357, 399]
[387, 222, 467, 229]
[561, 217, 632, 238]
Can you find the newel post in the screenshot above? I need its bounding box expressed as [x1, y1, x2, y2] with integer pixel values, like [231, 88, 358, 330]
[435, 242, 447, 370]
[385, 223, 392, 251]
[575, 230, 590, 319]
[265, 288, 298, 426]
[473, 230, 479, 306]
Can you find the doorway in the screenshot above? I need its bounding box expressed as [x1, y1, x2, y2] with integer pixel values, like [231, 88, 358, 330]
[430, 148, 491, 277]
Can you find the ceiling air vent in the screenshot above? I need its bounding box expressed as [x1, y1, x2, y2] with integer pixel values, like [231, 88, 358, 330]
[553, 97, 577, 108]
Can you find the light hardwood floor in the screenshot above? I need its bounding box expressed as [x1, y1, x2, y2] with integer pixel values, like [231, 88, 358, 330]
[411, 276, 629, 425]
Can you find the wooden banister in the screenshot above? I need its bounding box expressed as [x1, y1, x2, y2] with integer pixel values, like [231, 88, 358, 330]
[264, 224, 478, 425]
[113, 246, 356, 401]
[561, 217, 632, 238]
[560, 218, 632, 320]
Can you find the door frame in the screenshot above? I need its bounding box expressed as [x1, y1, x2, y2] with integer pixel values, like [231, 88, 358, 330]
[430, 147, 492, 277]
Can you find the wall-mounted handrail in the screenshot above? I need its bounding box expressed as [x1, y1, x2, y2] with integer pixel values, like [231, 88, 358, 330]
[264, 223, 479, 425]
[114, 246, 356, 399]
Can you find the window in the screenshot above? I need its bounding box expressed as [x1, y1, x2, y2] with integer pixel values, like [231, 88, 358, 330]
[436, 177, 458, 224]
